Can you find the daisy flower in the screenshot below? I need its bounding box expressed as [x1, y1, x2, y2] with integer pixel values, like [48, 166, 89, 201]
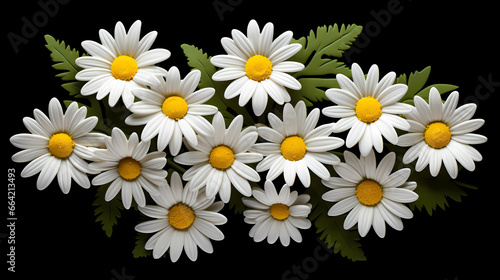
[322, 63, 412, 156]
[75, 20, 171, 108]
[135, 172, 227, 262]
[211, 19, 304, 116]
[322, 150, 419, 238]
[89, 127, 167, 209]
[242, 181, 312, 246]
[125, 66, 217, 155]
[174, 112, 262, 203]
[10, 98, 107, 194]
[253, 101, 344, 187]
[397, 88, 487, 179]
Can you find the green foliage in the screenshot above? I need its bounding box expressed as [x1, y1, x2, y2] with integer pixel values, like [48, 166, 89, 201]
[44, 35, 85, 96]
[289, 24, 363, 106]
[306, 170, 366, 261]
[133, 232, 152, 258]
[92, 184, 124, 237]
[396, 66, 458, 105]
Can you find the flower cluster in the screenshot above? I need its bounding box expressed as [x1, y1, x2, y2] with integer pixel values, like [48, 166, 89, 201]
[10, 19, 487, 262]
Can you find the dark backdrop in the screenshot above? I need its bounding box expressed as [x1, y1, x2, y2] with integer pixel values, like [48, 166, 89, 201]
[4, 0, 499, 279]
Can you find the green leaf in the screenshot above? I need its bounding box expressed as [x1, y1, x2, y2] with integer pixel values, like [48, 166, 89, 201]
[290, 24, 362, 106]
[306, 172, 366, 261]
[291, 24, 363, 70]
[133, 232, 151, 258]
[44, 34, 85, 96]
[61, 81, 86, 97]
[181, 44, 217, 89]
[388, 143, 476, 215]
[290, 77, 340, 106]
[44, 34, 83, 80]
[414, 84, 459, 100]
[397, 66, 458, 104]
[407, 66, 431, 97]
[181, 44, 256, 126]
[92, 184, 124, 237]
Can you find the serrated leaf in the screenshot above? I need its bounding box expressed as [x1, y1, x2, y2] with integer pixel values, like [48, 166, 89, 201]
[407, 66, 431, 96]
[290, 24, 362, 106]
[61, 81, 86, 97]
[415, 84, 459, 100]
[44, 34, 83, 81]
[92, 184, 124, 237]
[402, 84, 459, 105]
[306, 172, 366, 261]
[290, 77, 340, 106]
[292, 24, 363, 71]
[396, 66, 458, 105]
[398, 66, 431, 101]
[396, 73, 407, 85]
[133, 232, 151, 258]
[181, 44, 217, 89]
[44, 34, 85, 96]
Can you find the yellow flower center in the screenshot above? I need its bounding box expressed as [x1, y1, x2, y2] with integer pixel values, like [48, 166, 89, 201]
[110, 55, 138, 81]
[270, 203, 290, 221]
[47, 133, 75, 159]
[355, 179, 383, 206]
[168, 203, 195, 230]
[117, 157, 142, 181]
[424, 122, 451, 149]
[162, 96, 188, 120]
[209, 145, 235, 170]
[280, 136, 307, 161]
[355, 97, 383, 123]
[245, 55, 273, 82]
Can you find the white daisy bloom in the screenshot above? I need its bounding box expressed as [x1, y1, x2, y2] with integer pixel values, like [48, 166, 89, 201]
[322, 150, 419, 238]
[211, 19, 304, 116]
[10, 98, 107, 194]
[322, 63, 413, 156]
[89, 127, 167, 209]
[174, 112, 262, 203]
[253, 101, 344, 187]
[397, 88, 487, 179]
[125, 66, 217, 155]
[242, 181, 312, 246]
[135, 172, 227, 262]
[75, 20, 171, 108]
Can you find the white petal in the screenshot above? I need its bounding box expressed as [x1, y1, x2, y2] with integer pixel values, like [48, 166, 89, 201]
[272, 61, 304, 72]
[251, 83, 268, 116]
[383, 188, 418, 203]
[269, 71, 301, 90]
[357, 206, 374, 237]
[380, 198, 413, 219]
[210, 54, 246, 68]
[135, 49, 171, 67]
[212, 68, 246, 81]
[327, 196, 358, 216]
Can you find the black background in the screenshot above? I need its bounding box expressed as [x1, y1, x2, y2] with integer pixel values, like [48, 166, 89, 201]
[3, 0, 499, 279]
